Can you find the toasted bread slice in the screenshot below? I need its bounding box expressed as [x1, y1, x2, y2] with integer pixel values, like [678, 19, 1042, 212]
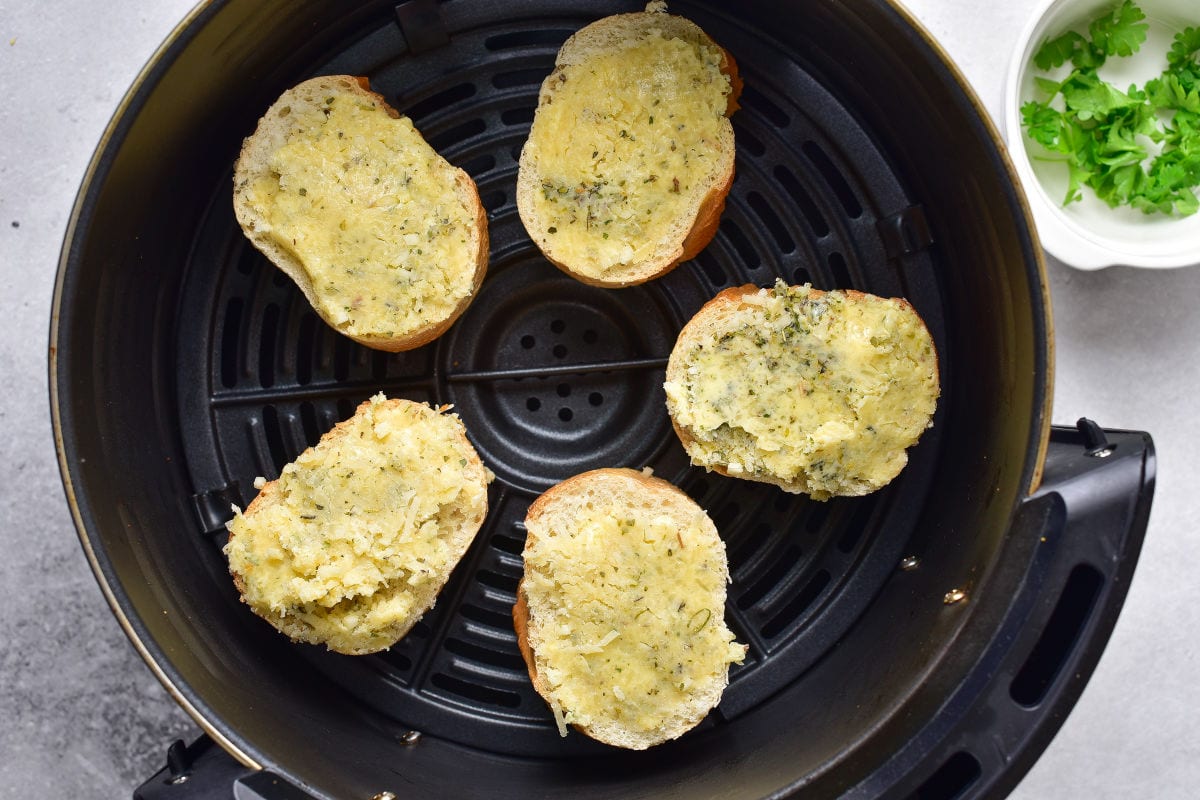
[516, 3, 740, 287]
[514, 468, 746, 749]
[664, 282, 940, 500]
[224, 395, 490, 655]
[233, 75, 488, 351]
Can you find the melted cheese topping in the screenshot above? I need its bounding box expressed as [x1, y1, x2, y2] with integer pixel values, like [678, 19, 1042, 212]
[246, 94, 477, 339]
[664, 283, 939, 499]
[526, 31, 731, 277]
[224, 395, 488, 652]
[523, 494, 745, 737]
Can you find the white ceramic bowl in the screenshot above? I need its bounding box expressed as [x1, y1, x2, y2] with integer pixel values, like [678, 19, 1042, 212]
[1003, 0, 1200, 269]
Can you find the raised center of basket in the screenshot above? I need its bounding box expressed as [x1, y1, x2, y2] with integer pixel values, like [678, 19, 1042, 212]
[438, 256, 679, 493]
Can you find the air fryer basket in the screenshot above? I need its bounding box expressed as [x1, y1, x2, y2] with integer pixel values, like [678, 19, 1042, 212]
[51, 1, 1154, 799]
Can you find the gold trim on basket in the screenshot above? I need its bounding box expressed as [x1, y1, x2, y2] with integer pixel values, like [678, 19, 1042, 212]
[48, 0, 260, 774]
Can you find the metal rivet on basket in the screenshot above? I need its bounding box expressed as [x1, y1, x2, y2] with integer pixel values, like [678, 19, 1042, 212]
[899, 555, 920, 571]
[399, 730, 422, 746]
[373, 792, 398, 800]
[943, 588, 967, 605]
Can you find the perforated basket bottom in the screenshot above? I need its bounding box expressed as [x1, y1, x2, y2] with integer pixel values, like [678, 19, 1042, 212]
[176, 4, 946, 757]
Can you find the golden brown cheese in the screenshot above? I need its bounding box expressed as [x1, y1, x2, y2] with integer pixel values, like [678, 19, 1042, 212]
[522, 503, 745, 736]
[245, 94, 476, 339]
[664, 283, 939, 499]
[224, 395, 489, 653]
[527, 32, 731, 278]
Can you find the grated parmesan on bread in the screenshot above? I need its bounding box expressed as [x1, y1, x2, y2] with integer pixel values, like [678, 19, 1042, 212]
[233, 75, 488, 352]
[664, 282, 940, 500]
[223, 395, 491, 655]
[514, 468, 746, 749]
[515, 2, 740, 287]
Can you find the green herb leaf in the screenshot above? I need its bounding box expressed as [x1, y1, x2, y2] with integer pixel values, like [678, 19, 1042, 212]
[1088, 0, 1148, 58]
[1167, 26, 1200, 69]
[1035, 30, 1088, 70]
[1022, 101, 1064, 149]
[1034, 75, 1065, 96]
[1061, 71, 1142, 118]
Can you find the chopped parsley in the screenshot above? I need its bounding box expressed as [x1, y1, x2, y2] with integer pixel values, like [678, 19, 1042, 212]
[1020, 1, 1200, 216]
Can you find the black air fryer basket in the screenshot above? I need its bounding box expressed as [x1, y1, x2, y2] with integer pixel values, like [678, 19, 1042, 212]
[51, 1, 1155, 798]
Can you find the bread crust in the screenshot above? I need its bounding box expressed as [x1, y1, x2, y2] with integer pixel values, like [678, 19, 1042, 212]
[515, 9, 740, 288]
[666, 285, 941, 496]
[233, 75, 488, 352]
[226, 396, 489, 655]
[514, 468, 740, 749]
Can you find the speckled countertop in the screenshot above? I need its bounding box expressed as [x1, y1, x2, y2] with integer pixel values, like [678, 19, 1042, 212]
[1, 1, 1197, 797]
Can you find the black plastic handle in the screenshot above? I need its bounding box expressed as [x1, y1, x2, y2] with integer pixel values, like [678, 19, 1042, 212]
[880, 420, 1156, 800]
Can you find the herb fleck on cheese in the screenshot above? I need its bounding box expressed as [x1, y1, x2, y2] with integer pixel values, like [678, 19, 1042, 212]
[246, 96, 477, 340]
[526, 31, 732, 277]
[664, 282, 939, 499]
[523, 480, 745, 738]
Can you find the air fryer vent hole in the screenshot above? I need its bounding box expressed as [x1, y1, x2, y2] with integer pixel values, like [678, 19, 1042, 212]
[696, 250, 728, 286]
[489, 533, 524, 556]
[720, 218, 761, 270]
[905, 751, 982, 800]
[806, 500, 832, 533]
[219, 297, 243, 389]
[332, 336, 351, 382]
[445, 638, 526, 672]
[427, 118, 487, 153]
[741, 84, 789, 128]
[460, 603, 514, 630]
[804, 140, 864, 218]
[492, 68, 547, 89]
[477, 569, 519, 595]
[482, 191, 506, 212]
[255, 303, 278, 388]
[763, 569, 832, 638]
[431, 673, 523, 709]
[483, 28, 573, 51]
[728, 522, 773, 569]
[261, 405, 288, 475]
[296, 314, 316, 385]
[299, 401, 320, 446]
[403, 81, 477, 122]
[829, 251, 853, 288]
[737, 125, 767, 157]
[381, 651, 413, 673]
[838, 497, 878, 553]
[747, 191, 795, 254]
[1010, 564, 1104, 707]
[459, 153, 497, 178]
[774, 163, 830, 237]
[737, 544, 804, 610]
[525, 397, 540, 411]
[501, 107, 535, 126]
[713, 502, 741, 530]
[557, 407, 573, 422]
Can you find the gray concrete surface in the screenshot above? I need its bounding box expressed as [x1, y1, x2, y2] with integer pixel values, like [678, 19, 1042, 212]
[0, 1, 1196, 797]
